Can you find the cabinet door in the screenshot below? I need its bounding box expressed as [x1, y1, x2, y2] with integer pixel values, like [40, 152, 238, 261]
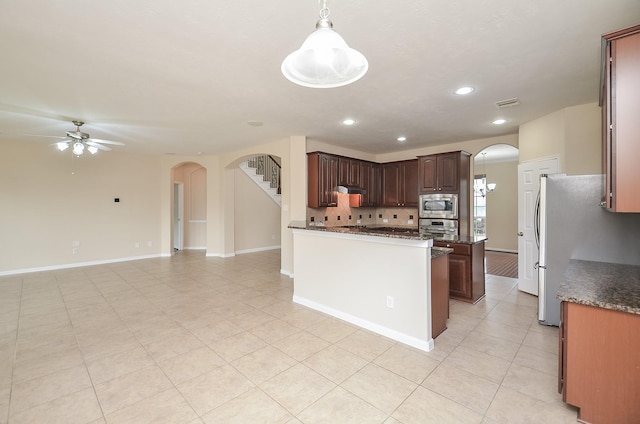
[381, 162, 401, 207]
[360, 161, 379, 206]
[371, 163, 381, 206]
[338, 157, 350, 186]
[448, 254, 471, 299]
[437, 153, 459, 192]
[338, 158, 363, 187]
[318, 154, 338, 207]
[349, 159, 361, 187]
[401, 160, 419, 207]
[431, 254, 450, 338]
[605, 27, 640, 212]
[418, 156, 438, 192]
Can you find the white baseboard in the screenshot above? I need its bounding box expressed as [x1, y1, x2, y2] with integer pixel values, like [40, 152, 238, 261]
[184, 246, 206, 250]
[0, 254, 163, 277]
[235, 245, 281, 255]
[293, 295, 434, 352]
[205, 252, 236, 258]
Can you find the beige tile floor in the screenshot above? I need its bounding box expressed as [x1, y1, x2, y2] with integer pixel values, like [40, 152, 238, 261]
[0, 250, 579, 424]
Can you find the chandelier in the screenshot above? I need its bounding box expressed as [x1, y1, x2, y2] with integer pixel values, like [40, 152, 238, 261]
[475, 152, 497, 197]
[281, 0, 368, 88]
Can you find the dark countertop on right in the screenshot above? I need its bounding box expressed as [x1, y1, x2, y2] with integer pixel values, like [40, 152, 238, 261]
[557, 259, 640, 315]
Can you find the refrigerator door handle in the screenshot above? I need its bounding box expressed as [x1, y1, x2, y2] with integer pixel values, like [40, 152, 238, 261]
[537, 175, 548, 323]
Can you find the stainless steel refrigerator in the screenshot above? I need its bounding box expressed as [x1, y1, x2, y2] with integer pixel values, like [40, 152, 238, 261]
[536, 174, 640, 326]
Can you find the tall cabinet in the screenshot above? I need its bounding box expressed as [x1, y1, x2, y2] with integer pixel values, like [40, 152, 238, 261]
[418, 151, 471, 236]
[601, 24, 640, 212]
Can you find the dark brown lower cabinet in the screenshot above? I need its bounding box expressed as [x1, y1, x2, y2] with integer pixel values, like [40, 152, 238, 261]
[434, 241, 485, 303]
[431, 253, 449, 338]
[560, 301, 640, 424]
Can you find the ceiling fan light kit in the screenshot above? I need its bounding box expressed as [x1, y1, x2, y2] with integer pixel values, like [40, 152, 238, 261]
[53, 120, 124, 156]
[281, 0, 368, 88]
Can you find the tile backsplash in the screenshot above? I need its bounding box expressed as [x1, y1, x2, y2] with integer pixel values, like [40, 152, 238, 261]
[307, 193, 418, 227]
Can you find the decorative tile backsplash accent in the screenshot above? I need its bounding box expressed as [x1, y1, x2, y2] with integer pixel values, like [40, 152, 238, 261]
[307, 193, 418, 227]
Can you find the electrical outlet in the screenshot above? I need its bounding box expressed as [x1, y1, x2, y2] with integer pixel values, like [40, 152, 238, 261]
[386, 296, 394, 308]
[408, 219, 414, 224]
[147, 241, 153, 247]
[72, 247, 78, 255]
[383, 218, 389, 223]
[134, 242, 140, 248]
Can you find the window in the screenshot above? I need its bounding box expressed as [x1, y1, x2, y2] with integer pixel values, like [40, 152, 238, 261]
[474, 174, 487, 237]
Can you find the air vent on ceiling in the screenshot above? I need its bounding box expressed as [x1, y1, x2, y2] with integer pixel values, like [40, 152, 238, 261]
[495, 98, 520, 109]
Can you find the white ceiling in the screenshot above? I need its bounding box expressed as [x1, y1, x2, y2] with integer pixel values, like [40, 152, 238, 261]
[1, 1, 639, 156]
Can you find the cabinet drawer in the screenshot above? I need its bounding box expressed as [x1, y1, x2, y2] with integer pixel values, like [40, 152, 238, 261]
[434, 242, 471, 256]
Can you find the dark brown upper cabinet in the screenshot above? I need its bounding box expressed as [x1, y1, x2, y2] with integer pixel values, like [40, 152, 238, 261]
[418, 152, 467, 193]
[381, 159, 418, 207]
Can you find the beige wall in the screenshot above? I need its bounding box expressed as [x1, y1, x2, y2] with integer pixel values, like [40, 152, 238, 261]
[0, 140, 162, 274]
[564, 103, 602, 175]
[233, 168, 281, 252]
[2, 102, 601, 276]
[483, 161, 518, 252]
[519, 102, 602, 175]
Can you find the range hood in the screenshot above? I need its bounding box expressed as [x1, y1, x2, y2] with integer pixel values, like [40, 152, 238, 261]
[335, 185, 367, 195]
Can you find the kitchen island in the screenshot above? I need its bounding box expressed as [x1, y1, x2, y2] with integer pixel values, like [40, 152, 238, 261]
[289, 222, 462, 352]
[557, 260, 640, 424]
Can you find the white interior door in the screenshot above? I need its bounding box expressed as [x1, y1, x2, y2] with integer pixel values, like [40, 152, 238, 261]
[173, 182, 184, 251]
[517, 157, 559, 294]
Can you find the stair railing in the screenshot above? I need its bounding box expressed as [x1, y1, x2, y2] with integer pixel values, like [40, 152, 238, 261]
[247, 155, 281, 194]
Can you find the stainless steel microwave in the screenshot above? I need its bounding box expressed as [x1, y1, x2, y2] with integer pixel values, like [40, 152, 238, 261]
[419, 193, 458, 219]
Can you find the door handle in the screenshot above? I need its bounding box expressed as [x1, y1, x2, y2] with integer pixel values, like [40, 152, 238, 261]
[517, 232, 524, 236]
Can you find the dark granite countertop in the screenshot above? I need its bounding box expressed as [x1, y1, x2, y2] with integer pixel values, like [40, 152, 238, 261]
[431, 246, 453, 259]
[288, 221, 487, 245]
[557, 259, 640, 315]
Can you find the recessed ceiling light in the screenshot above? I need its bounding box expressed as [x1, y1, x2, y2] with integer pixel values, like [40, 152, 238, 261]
[454, 86, 475, 95]
[492, 119, 507, 125]
[397, 136, 407, 142]
[342, 118, 356, 126]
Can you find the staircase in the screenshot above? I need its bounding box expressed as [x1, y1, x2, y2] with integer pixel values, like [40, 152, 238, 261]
[239, 155, 281, 206]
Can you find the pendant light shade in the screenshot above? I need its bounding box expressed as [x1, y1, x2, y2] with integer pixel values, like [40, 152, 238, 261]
[281, 2, 368, 88]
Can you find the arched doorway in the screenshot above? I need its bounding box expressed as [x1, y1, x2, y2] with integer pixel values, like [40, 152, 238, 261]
[171, 162, 207, 252]
[473, 144, 519, 252]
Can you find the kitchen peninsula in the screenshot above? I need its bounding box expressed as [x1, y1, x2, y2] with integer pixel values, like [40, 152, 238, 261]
[289, 222, 484, 352]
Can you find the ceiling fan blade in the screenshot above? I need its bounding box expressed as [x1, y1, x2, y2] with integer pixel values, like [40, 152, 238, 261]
[85, 141, 112, 151]
[89, 138, 124, 146]
[23, 134, 67, 140]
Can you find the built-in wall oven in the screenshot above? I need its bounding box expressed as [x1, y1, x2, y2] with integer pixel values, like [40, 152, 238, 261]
[418, 193, 458, 219]
[419, 218, 458, 236]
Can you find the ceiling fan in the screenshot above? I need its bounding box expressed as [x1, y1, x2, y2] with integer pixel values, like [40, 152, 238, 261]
[53, 120, 124, 156]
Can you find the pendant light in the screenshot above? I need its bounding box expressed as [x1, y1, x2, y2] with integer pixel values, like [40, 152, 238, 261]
[281, 0, 368, 88]
[479, 152, 496, 197]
